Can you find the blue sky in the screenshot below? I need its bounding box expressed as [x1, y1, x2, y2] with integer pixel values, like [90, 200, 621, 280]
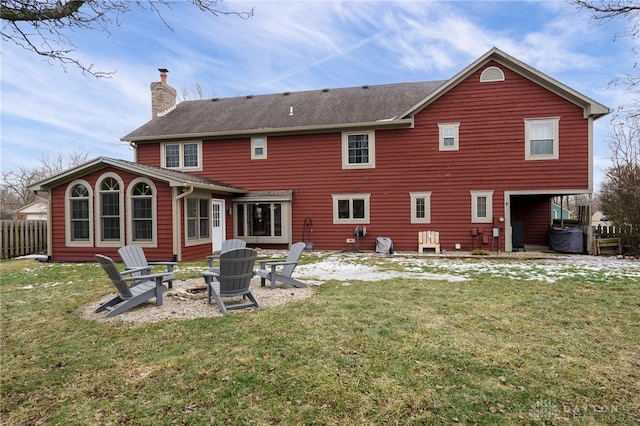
[1, 1, 635, 190]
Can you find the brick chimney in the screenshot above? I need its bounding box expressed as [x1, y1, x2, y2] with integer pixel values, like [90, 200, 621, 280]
[150, 68, 176, 119]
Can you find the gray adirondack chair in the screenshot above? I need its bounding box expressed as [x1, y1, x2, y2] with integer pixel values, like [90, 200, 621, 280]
[202, 248, 259, 315]
[118, 245, 177, 289]
[257, 242, 307, 289]
[95, 254, 172, 318]
[207, 239, 247, 269]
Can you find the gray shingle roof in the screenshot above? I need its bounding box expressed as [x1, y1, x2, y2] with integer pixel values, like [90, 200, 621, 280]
[123, 80, 447, 141]
[29, 157, 246, 194]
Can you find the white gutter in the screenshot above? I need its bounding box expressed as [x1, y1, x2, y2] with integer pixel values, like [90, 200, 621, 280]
[122, 118, 415, 143]
[172, 186, 194, 261]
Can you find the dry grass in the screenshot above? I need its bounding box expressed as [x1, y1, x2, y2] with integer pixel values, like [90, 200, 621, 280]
[1, 256, 639, 425]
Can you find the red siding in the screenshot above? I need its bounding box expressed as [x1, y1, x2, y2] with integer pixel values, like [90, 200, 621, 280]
[49, 166, 176, 261]
[132, 61, 592, 252]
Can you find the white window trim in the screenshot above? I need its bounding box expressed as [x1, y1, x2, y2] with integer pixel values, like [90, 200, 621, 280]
[524, 117, 560, 160]
[127, 178, 158, 247]
[470, 190, 494, 223]
[184, 195, 212, 247]
[95, 173, 125, 247]
[342, 131, 375, 169]
[65, 179, 94, 247]
[251, 136, 267, 160]
[410, 192, 432, 224]
[438, 123, 460, 151]
[161, 141, 203, 171]
[233, 201, 291, 244]
[480, 66, 505, 82]
[332, 194, 371, 224]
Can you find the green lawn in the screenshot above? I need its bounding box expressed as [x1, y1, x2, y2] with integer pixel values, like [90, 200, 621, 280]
[1, 255, 639, 425]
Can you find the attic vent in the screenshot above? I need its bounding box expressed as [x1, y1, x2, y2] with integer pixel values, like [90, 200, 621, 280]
[246, 95, 254, 99]
[211, 97, 219, 102]
[480, 66, 505, 82]
[362, 85, 369, 89]
[283, 91, 290, 96]
[322, 88, 329, 92]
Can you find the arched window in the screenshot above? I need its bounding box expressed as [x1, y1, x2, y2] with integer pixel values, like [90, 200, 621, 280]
[96, 173, 124, 246]
[128, 178, 157, 247]
[65, 180, 93, 247]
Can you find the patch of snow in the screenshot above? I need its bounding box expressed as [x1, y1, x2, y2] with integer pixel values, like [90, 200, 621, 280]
[295, 252, 639, 284]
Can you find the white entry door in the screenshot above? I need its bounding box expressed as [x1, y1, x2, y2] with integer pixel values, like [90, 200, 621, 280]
[211, 199, 225, 252]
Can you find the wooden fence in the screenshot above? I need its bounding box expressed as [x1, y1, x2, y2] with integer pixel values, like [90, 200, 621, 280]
[0, 220, 47, 260]
[593, 224, 634, 239]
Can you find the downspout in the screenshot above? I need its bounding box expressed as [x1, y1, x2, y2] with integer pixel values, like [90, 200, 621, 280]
[128, 141, 137, 162]
[34, 190, 52, 261]
[173, 186, 194, 261]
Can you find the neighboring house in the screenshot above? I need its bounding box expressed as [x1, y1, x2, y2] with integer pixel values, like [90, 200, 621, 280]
[591, 210, 612, 228]
[30, 48, 609, 261]
[16, 200, 48, 220]
[551, 203, 572, 220]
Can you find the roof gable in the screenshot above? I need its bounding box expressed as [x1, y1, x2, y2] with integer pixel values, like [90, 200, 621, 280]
[28, 157, 246, 194]
[401, 47, 610, 119]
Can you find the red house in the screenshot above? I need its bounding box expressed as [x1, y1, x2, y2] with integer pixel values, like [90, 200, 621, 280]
[30, 48, 609, 261]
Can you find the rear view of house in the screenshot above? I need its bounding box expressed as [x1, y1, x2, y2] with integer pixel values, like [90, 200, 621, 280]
[31, 48, 609, 261]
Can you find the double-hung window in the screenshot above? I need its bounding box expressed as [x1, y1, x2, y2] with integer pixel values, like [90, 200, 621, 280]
[251, 136, 267, 159]
[410, 192, 432, 224]
[332, 194, 370, 224]
[186, 197, 210, 245]
[162, 141, 202, 170]
[524, 117, 560, 160]
[438, 123, 460, 151]
[342, 131, 375, 169]
[66, 181, 93, 246]
[128, 179, 156, 246]
[470, 190, 493, 223]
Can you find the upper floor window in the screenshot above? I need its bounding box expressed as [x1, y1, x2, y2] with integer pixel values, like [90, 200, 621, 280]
[185, 196, 210, 245]
[128, 178, 157, 246]
[251, 136, 267, 160]
[410, 192, 432, 224]
[438, 123, 460, 151]
[96, 174, 124, 246]
[332, 194, 371, 224]
[524, 117, 560, 160]
[65, 180, 93, 247]
[470, 190, 493, 223]
[162, 141, 202, 170]
[342, 131, 375, 169]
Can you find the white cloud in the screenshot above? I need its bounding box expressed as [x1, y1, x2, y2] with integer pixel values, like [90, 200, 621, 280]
[1, 0, 630, 178]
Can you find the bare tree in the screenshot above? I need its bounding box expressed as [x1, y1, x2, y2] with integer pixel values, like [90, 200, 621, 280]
[570, 1, 640, 120]
[0, 0, 254, 78]
[181, 83, 217, 101]
[0, 150, 90, 219]
[599, 119, 640, 254]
